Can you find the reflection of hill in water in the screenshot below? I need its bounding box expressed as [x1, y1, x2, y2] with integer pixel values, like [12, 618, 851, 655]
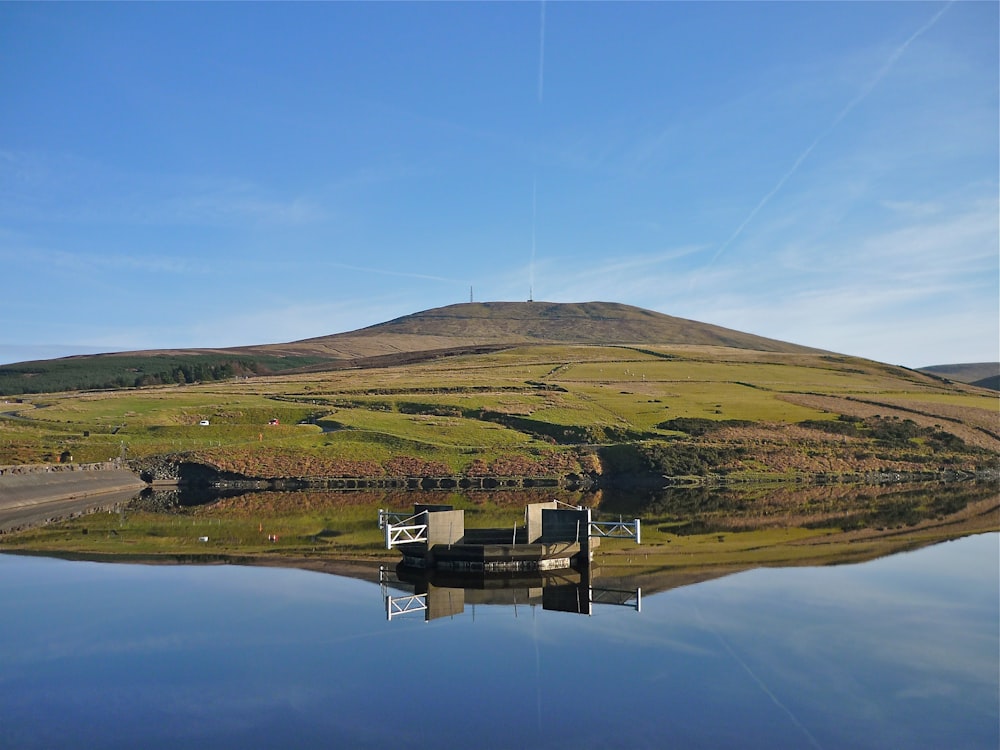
[135, 481, 997, 533]
[25, 481, 993, 601]
[134, 487, 601, 514]
[599, 480, 998, 534]
[258, 486, 997, 605]
[592, 482, 998, 598]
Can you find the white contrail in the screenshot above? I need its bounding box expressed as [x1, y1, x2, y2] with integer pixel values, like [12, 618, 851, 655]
[530, 176, 537, 296]
[530, 1, 545, 299]
[707, 1, 954, 267]
[695, 604, 825, 750]
[537, 0, 546, 104]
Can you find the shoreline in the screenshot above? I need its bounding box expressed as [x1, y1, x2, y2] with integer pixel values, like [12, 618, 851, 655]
[1, 459, 995, 537]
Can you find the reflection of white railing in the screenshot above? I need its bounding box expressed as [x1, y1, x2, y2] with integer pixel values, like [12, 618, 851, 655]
[380, 566, 429, 621]
[591, 586, 642, 613]
[382, 511, 428, 549]
[589, 517, 641, 545]
[386, 593, 428, 620]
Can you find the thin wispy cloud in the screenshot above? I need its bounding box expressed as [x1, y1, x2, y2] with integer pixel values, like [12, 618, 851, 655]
[324, 262, 464, 285]
[707, 1, 955, 268]
[498, 188, 997, 366]
[0, 241, 195, 275]
[548, 245, 707, 283]
[0, 150, 327, 227]
[162, 184, 326, 227]
[529, 176, 537, 296]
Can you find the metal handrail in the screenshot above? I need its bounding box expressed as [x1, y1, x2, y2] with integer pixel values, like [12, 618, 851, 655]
[385, 523, 428, 548]
[588, 517, 641, 544]
[552, 498, 583, 510]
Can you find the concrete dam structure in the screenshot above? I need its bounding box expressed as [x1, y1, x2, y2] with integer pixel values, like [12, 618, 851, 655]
[380, 564, 642, 621]
[379, 501, 640, 572]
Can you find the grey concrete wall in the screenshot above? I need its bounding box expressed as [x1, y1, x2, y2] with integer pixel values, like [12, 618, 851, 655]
[425, 509, 465, 546]
[540, 508, 590, 543]
[525, 501, 558, 542]
[542, 507, 592, 561]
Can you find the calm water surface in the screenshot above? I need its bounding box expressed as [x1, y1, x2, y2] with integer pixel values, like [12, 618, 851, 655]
[1, 534, 997, 749]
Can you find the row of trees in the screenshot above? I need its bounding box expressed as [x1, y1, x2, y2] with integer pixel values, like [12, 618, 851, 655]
[0, 356, 274, 395]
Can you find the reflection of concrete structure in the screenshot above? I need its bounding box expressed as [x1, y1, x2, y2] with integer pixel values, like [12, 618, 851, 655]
[379, 502, 640, 572]
[381, 565, 641, 621]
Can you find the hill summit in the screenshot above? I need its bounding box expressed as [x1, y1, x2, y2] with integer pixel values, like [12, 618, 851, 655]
[0, 301, 820, 395]
[259, 301, 819, 359]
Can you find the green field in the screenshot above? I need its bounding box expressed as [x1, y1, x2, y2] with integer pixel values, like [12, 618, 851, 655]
[2, 344, 995, 478]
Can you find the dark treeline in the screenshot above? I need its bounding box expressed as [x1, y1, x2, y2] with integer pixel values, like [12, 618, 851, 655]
[0, 354, 325, 396]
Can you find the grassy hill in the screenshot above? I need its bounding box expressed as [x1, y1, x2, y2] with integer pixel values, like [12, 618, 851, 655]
[2, 319, 995, 481]
[0, 302, 819, 395]
[3, 303, 995, 571]
[275, 301, 821, 357]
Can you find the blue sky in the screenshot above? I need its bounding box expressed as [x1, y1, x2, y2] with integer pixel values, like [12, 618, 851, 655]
[1, 1, 996, 368]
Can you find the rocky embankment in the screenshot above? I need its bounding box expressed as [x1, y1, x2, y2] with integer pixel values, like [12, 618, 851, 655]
[125, 453, 996, 495]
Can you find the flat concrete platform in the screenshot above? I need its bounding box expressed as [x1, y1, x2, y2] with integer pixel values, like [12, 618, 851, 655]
[0, 466, 146, 532]
[429, 541, 582, 569]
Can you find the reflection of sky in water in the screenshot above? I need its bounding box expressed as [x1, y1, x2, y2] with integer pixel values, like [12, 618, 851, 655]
[1, 534, 996, 750]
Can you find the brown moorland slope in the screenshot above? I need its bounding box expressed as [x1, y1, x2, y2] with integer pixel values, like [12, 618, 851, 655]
[249, 301, 824, 360]
[1, 301, 827, 395]
[20, 302, 820, 365]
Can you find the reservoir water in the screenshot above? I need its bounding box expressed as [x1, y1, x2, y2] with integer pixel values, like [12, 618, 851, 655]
[1, 532, 996, 749]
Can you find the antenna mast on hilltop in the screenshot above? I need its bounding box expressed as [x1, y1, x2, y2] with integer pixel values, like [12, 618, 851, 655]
[528, 286, 533, 302]
[470, 286, 473, 303]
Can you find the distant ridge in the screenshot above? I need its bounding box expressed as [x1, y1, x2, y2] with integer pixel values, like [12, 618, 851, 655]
[919, 362, 1000, 391]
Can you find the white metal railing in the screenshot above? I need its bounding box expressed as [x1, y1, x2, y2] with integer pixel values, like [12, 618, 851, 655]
[382, 511, 429, 549]
[588, 517, 641, 544]
[385, 522, 428, 548]
[553, 499, 583, 510]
